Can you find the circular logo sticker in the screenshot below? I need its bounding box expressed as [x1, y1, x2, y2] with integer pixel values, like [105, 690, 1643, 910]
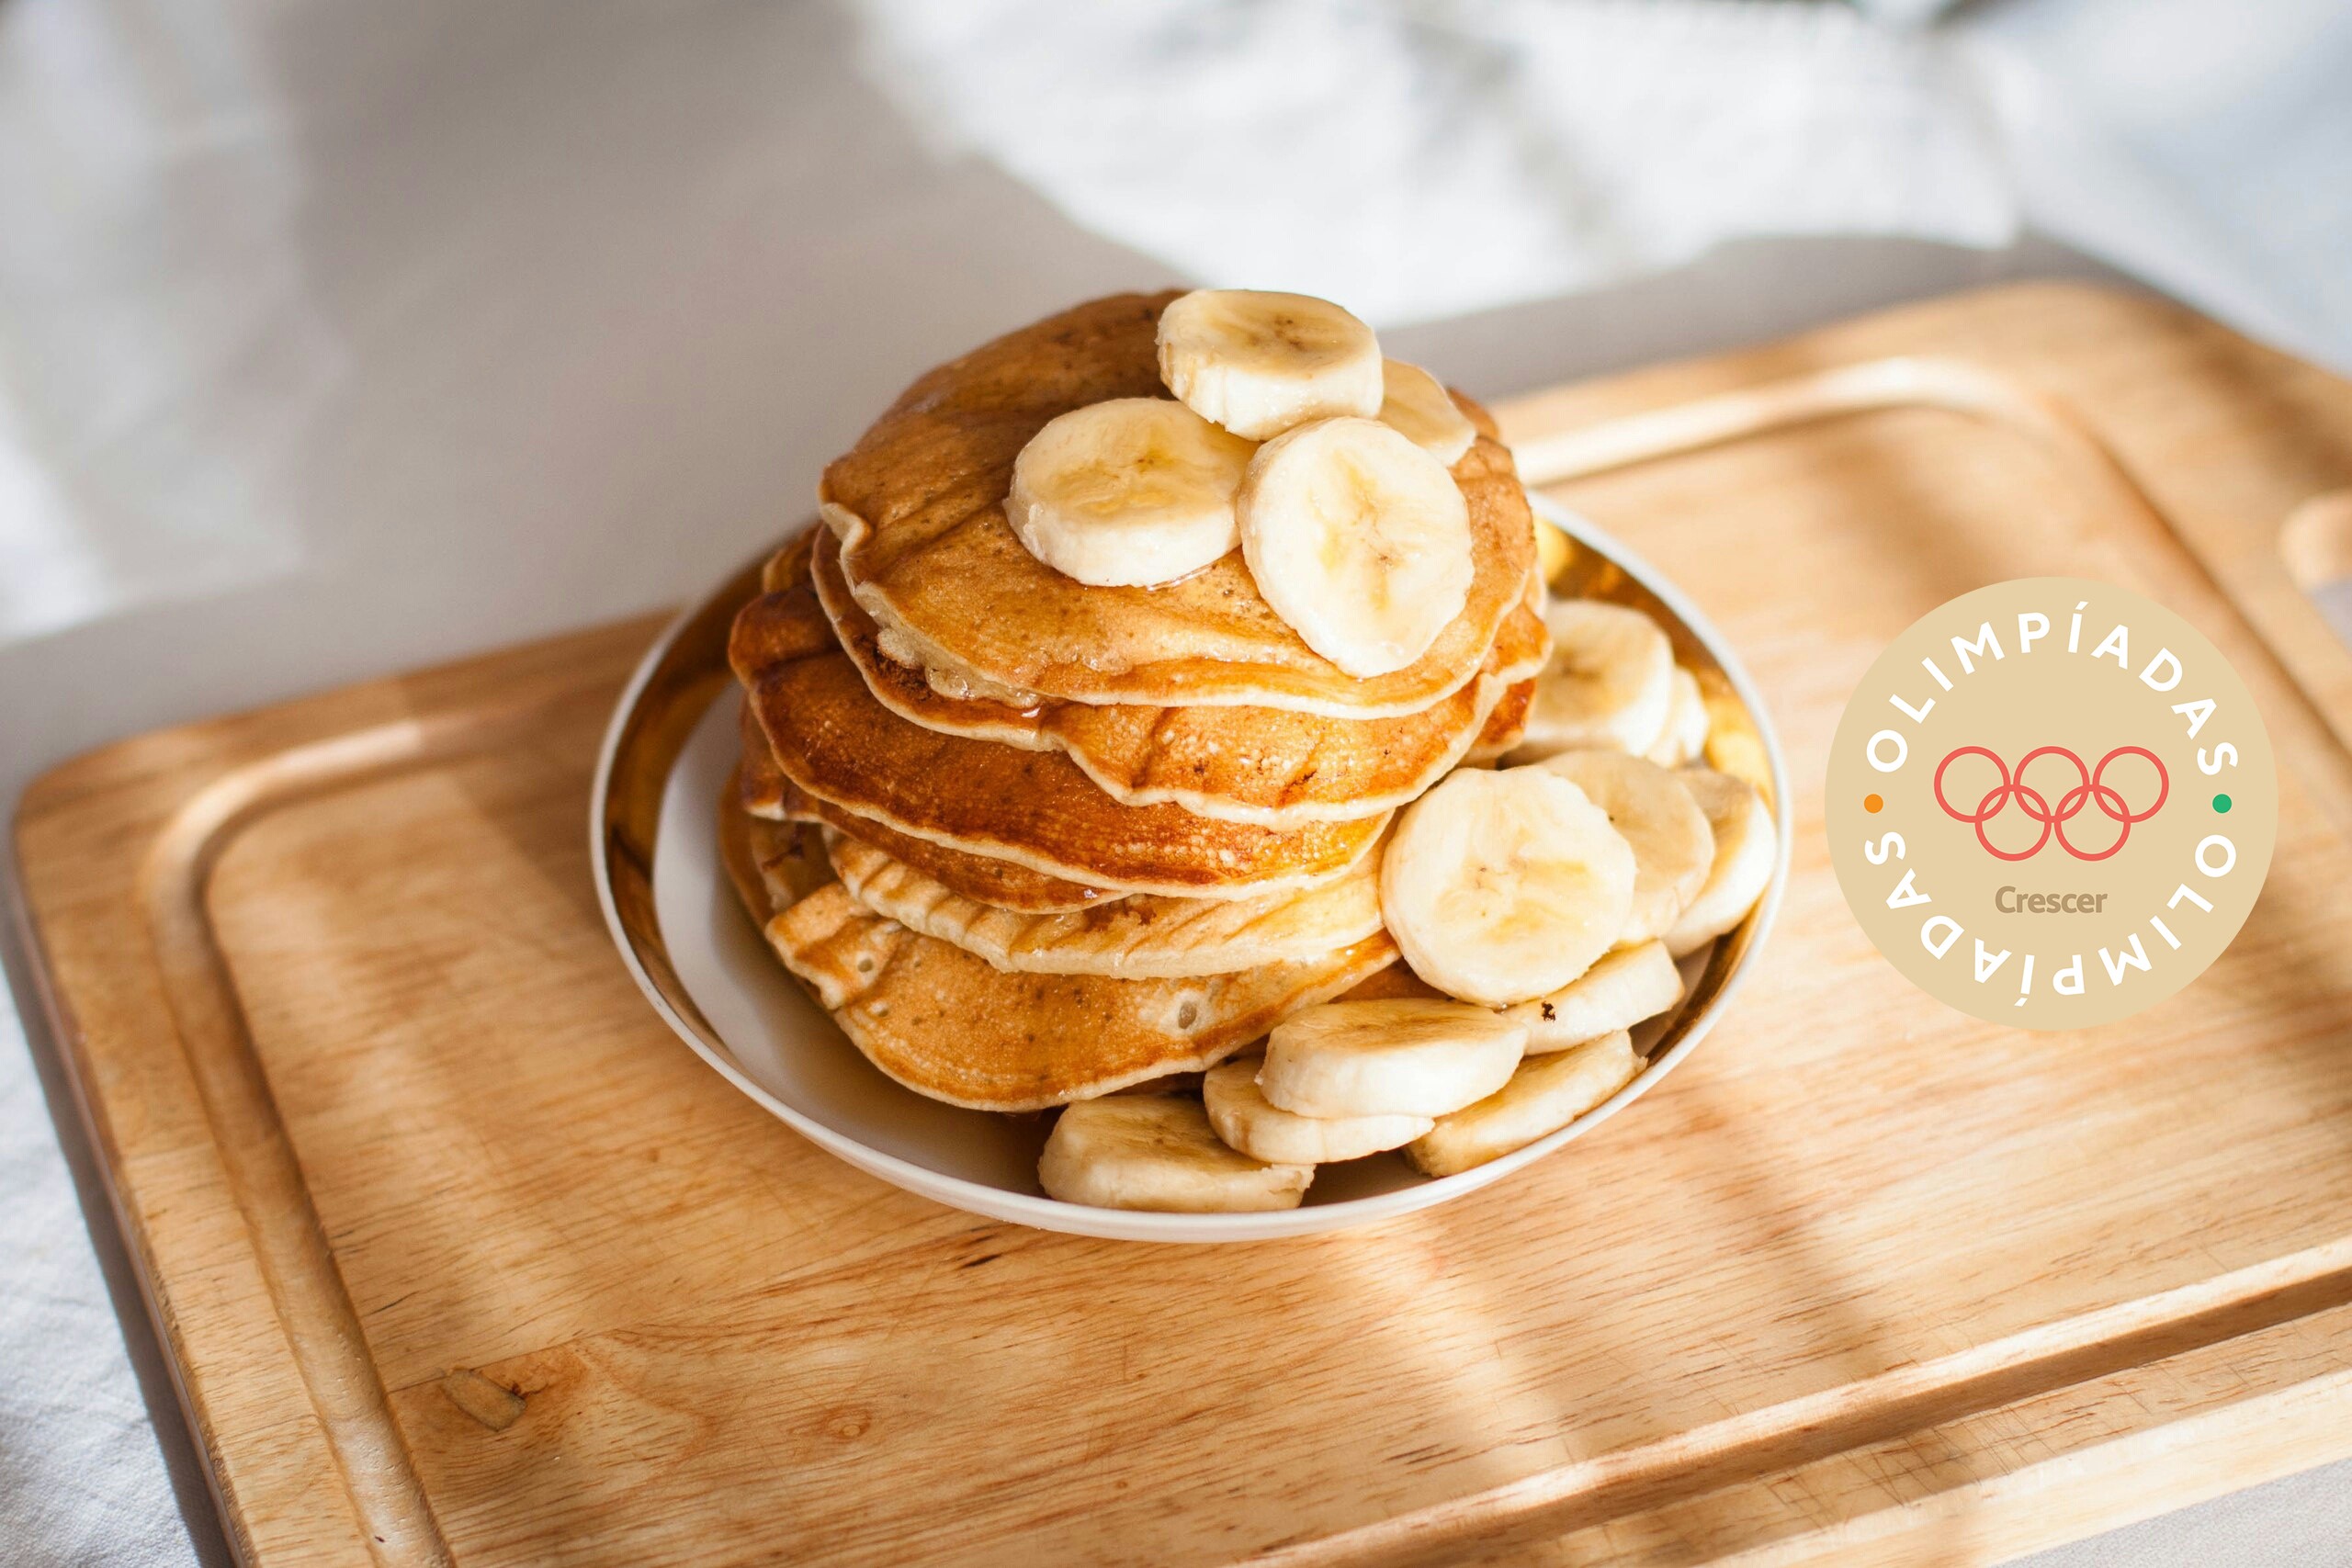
[1826, 578, 2276, 1029]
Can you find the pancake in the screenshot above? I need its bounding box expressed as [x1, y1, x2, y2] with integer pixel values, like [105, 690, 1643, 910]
[819, 292, 1538, 718]
[825, 828, 1386, 978]
[811, 525, 1550, 827]
[795, 783, 1122, 914]
[739, 696, 1119, 912]
[720, 762, 1417, 1118]
[765, 881, 1396, 1111]
[718, 781, 833, 918]
[730, 536, 1391, 899]
[722, 802, 1371, 1109]
[1469, 676, 1536, 761]
[736, 704, 791, 820]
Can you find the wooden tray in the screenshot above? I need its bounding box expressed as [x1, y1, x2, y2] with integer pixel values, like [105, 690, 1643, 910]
[17, 283, 2352, 1568]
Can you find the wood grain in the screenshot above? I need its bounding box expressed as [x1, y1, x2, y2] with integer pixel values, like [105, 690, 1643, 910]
[14, 283, 2352, 1567]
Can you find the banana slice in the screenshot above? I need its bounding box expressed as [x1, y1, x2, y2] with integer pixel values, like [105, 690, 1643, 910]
[1157, 289, 1384, 439]
[1534, 513, 1572, 586]
[1645, 666, 1709, 767]
[1258, 998, 1525, 1118]
[1510, 600, 1675, 761]
[1536, 750, 1714, 944]
[1503, 940, 1683, 1053]
[1238, 417, 1474, 678]
[1204, 1059, 1433, 1165]
[1377, 359, 1477, 466]
[1005, 398, 1257, 588]
[1404, 1030, 1639, 1178]
[1666, 769, 1779, 956]
[1038, 1096, 1312, 1212]
[1380, 766, 1635, 1007]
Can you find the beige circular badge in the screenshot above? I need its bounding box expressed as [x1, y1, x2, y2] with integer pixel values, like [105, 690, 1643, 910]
[1826, 578, 2275, 1030]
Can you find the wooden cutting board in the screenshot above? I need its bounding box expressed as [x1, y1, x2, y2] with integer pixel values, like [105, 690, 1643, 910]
[17, 283, 2352, 1568]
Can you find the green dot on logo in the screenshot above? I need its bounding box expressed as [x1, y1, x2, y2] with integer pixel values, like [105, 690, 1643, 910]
[2213, 793, 2233, 813]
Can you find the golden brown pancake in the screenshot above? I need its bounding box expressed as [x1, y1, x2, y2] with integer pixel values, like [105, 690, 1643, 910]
[738, 695, 1119, 911]
[729, 536, 1390, 899]
[824, 829, 1385, 978]
[722, 801, 1363, 1109]
[810, 525, 1549, 827]
[803, 784, 1119, 914]
[819, 292, 1538, 717]
[735, 705, 791, 820]
[766, 881, 1396, 1111]
[1470, 676, 1536, 761]
[718, 773, 834, 912]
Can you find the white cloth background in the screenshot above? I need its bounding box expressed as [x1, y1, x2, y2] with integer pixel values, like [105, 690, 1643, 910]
[3, 3, 2349, 1565]
[6, 0, 2348, 656]
[849, 0, 2352, 358]
[854, 0, 2018, 326]
[0, 1, 326, 649]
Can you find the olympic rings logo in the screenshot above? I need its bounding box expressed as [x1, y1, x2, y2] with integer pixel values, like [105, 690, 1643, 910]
[1933, 746, 2168, 862]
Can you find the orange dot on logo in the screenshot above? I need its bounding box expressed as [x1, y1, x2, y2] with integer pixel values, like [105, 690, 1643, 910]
[1863, 794, 1883, 813]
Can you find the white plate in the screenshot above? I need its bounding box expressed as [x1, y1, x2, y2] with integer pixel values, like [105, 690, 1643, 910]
[591, 496, 1789, 1241]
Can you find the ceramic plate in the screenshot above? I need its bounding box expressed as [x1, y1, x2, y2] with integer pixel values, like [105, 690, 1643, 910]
[591, 495, 1788, 1240]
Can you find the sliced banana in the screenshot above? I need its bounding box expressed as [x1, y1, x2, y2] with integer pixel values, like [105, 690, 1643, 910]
[1666, 768, 1779, 956]
[1238, 417, 1474, 678]
[1157, 289, 1384, 439]
[1204, 1058, 1433, 1165]
[1510, 600, 1675, 761]
[1645, 666, 1709, 767]
[1005, 398, 1256, 588]
[1380, 766, 1635, 1007]
[1536, 750, 1714, 944]
[1534, 513, 1572, 586]
[1503, 940, 1683, 1053]
[1377, 360, 1477, 467]
[1038, 1096, 1312, 1212]
[1405, 1030, 1639, 1178]
[1258, 998, 1526, 1118]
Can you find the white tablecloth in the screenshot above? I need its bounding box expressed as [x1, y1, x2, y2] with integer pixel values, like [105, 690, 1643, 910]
[3, 3, 2348, 1563]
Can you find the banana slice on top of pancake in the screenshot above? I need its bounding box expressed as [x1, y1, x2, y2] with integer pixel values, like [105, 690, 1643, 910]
[821, 293, 1536, 718]
[1157, 288, 1384, 440]
[1005, 398, 1255, 588]
[1378, 360, 1478, 467]
[1238, 417, 1475, 678]
[1380, 766, 1636, 1007]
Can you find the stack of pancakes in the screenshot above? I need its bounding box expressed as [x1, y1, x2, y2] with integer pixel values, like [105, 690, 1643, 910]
[721, 293, 1547, 1111]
